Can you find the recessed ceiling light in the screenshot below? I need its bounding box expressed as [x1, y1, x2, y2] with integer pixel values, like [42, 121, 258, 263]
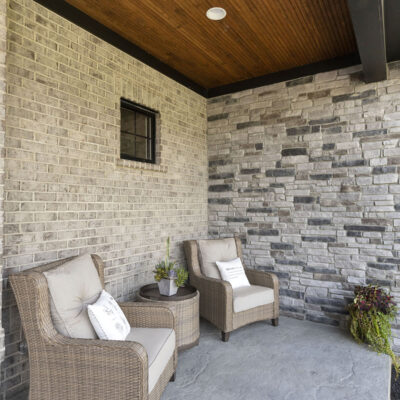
[206, 7, 227, 21]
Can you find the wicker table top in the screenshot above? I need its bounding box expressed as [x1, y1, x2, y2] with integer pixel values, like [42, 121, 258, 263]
[139, 283, 197, 301]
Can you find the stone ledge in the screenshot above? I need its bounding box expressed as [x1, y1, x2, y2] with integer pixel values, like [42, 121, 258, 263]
[116, 158, 168, 173]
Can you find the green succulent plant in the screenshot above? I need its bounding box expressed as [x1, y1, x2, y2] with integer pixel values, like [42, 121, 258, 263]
[174, 266, 189, 288]
[153, 237, 188, 288]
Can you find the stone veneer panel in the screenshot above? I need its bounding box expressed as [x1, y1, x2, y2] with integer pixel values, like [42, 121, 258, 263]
[207, 63, 400, 345]
[1, 0, 208, 397]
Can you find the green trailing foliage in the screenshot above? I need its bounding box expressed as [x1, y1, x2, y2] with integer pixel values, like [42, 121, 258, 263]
[349, 285, 399, 373]
[153, 237, 188, 288]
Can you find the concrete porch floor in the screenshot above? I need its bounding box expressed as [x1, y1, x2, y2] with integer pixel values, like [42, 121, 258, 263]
[162, 316, 391, 400]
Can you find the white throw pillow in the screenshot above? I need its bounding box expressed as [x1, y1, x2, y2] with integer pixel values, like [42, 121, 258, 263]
[88, 290, 130, 341]
[216, 258, 251, 289]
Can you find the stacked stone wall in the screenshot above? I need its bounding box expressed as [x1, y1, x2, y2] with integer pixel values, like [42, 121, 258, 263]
[208, 63, 400, 346]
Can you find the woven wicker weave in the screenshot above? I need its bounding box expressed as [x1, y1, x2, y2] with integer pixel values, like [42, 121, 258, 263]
[138, 288, 200, 350]
[184, 237, 279, 338]
[9, 254, 177, 400]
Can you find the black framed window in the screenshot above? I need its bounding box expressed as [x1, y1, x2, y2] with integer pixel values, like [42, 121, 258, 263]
[120, 98, 156, 164]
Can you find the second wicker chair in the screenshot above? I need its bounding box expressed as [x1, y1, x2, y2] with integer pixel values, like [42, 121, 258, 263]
[184, 237, 279, 342]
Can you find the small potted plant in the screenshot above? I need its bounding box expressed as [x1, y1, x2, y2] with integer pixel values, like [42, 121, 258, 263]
[153, 237, 188, 296]
[349, 285, 399, 372]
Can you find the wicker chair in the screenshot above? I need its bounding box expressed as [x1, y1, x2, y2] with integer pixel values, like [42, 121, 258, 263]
[9, 254, 177, 400]
[184, 237, 279, 342]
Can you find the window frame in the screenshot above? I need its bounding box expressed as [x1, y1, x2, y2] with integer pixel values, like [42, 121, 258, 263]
[120, 98, 157, 164]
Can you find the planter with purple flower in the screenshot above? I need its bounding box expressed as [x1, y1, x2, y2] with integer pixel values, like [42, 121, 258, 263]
[349, 285, 399, 372]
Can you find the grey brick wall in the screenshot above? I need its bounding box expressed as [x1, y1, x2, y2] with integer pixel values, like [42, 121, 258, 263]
[207, 63, 400, 344]
[1, 0, 208, 397]
[0, 0, 6, 392]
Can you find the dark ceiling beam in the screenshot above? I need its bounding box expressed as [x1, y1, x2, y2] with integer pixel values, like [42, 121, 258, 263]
[385, 0, 400, 62]
[347, 0, 387, 82]
[33, 0, 207, 97]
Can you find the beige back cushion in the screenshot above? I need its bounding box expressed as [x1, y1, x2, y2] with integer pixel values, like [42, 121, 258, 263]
[198, 238, 238, 279]
[44, 253, 103, 339]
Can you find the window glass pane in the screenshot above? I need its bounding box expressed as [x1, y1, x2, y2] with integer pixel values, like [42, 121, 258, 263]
[121, 131, 135, 156]
[147, 138, 152, 160]
[135, 136, 148, 160]
[135, 112, 149, 138]
[121, 108, 135, 134]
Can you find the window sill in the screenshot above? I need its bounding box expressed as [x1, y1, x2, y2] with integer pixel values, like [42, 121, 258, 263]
[116, 158, 168, 173]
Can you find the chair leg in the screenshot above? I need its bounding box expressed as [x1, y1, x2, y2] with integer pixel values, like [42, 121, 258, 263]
[272, 318, 279, 327]
[221, 331, 230, 342]
[170, 372, 176, 382]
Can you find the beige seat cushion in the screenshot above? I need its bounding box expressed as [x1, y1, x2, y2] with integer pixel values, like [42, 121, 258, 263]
[43, 253, 102, 339]
[233, 285, 274, 313]
[126, 328, 175, 393]
[198, 238, 238, 279]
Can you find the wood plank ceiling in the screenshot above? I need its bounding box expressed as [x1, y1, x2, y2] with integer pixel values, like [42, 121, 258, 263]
[65, 0, 357, 89]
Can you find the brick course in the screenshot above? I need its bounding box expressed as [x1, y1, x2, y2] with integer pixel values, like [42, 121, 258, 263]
[0, 0, 6, 393]
[0, 0, 208, 397]
[207, 63, 400, 341]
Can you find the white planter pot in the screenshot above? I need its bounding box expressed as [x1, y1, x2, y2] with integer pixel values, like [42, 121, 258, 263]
[158, 279, 178, 296]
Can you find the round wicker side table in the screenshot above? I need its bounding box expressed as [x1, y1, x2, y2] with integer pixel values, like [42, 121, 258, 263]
[138, 284, 200, 351]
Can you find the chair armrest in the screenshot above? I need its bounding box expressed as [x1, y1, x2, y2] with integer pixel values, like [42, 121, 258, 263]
[191, 274, 233, 332]
[191, 274, 233, 302]
[245, 269, 279, 290]
[49, 335, 149, 399]
[119, 301, 175, 329]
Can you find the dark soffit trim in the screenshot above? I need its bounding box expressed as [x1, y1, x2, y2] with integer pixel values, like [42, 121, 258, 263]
[207, 53, 361, 98]
[33, 0, 208, 97]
